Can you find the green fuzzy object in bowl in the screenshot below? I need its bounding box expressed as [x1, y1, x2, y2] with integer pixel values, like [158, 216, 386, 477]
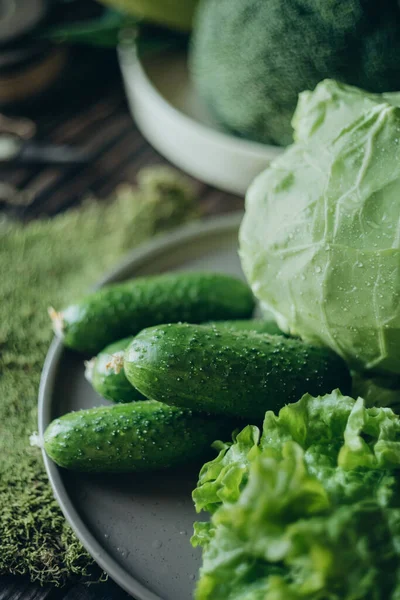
[190, 0, 400, 146]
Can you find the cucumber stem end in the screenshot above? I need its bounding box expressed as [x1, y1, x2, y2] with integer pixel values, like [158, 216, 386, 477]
[84, 358, 95, 383]
[48, 306, 64, 337]
[106, 353, 124, 375]
[29, 432, 43, 449]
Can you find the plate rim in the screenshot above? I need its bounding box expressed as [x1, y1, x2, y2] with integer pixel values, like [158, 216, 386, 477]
[38, 211, 244, 600]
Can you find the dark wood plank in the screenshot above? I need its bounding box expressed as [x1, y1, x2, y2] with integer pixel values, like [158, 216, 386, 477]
[19, 114, 136, 217]
[45, 94, 125, 145]
[0, 576, 134, 600]
[60, 579, 131, 600]
[0, 67, 244, 221]
[28, 126, 147, 217]
[0, 577, 54, 600]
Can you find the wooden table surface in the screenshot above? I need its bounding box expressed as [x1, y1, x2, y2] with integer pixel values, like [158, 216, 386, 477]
[0, 47, 242, 599]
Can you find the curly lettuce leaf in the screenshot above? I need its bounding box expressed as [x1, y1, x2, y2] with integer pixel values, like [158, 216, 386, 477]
[193, 425, 261, 515]
[193, 391, 400, 599]
[198, 490, 400, 599]
[260, 389, 355, 452]
[261, 391, 400, 498]
[196, 448, 400, 600]
[194, 391, 400, 517]
[214, 444, 330, 562]
[195, 523, 280, 600]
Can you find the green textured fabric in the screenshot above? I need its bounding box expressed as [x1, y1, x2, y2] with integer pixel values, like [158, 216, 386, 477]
[0, 167, 198, 586]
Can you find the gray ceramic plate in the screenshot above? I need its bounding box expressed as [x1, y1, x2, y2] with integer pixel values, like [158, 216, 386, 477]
[39, 212, 246, 600]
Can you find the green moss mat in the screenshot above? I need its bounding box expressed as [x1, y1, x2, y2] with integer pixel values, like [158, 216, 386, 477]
[0, 167, 199, 586]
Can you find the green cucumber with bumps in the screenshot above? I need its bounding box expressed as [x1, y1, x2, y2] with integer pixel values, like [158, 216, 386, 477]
[49, 271, 255, 354]
[124, 323, 352, 420]
[43, 400, 234, 472]
[85, 337, 145, 403]
[84, 319, 283, 404]
[210, 318, 284, 336]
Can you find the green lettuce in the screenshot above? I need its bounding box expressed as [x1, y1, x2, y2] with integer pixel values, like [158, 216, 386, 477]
[239, 79, 400, 378]
[192, 391, 400, 599]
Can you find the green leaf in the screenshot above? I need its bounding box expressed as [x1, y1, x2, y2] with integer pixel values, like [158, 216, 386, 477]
[39, 8, 185, 51]
[192, 425, 261, 515]
[193, 391, 400, 599]
[239, 79, 400, 378]
[40, 9, 138, 47]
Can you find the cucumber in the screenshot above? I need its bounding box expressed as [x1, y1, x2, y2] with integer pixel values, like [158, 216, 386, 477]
[124, 324, 352, 420]
[208, 318, 284, 336]
[44, 400, 233, 472]
[85, 320, 283, 404]
[49, 271, 254, 354]
[85, 337, 145, 403]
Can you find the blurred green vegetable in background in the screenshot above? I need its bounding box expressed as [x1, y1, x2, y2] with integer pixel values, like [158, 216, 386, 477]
[190, 0, 400, 146]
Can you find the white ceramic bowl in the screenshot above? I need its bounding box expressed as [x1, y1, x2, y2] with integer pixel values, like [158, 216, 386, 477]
[118, 43, 284, 195]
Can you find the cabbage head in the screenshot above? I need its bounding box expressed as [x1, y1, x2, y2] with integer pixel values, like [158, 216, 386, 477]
[190, 0, 400, 146]
[239, 80, 400, 376]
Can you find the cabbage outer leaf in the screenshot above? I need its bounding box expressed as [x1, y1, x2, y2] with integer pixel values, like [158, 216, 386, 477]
[240, 80, 400, 376]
